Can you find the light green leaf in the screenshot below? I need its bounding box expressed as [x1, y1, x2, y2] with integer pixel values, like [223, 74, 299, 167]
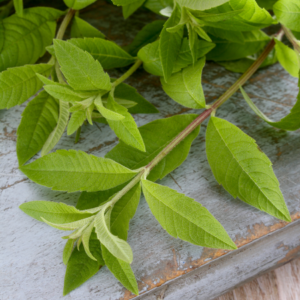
[36, 73, 60, 86]
[160, 3, 184, 81]
[161, 57, 206, 109]
[207, 30, 270, 61]
[142, 180, 237, 249]
[122, 0, 145, 19]
[94, 208, 133, 263]
[106, 93, 146, 152]
[114, 82, 159, 114]
[63, 0, 97, 10]
[19, 200, 94, 223]
[63, 234, 104, 296]
[274, 0, 300, 32]
[20, 149, 138, 192]
[102, 246, 139, 295]
[203, 27, 245, 44]
[16, 91, 59, 166]
[69, 38, 135, 70]
[229, 0, 275, 26]
[0, 64, 53, 109]
[187, 23, 198, 63]
[176, 0, 230, 10]
[206, 116, 291, 222]
[44, 84, 87, 103]
[0, 7, 63, 71]
[126, 20, 165, 56]
[41, 100, 69, 156]
[13, 0, 23, 16]
[94, 94, 125, 121]
[67, 110, 86, 135]
[54, 39, 111, 91]
[81, 222, 97, 261]
[106, 114, 200, 182]
[275, 39, 299, 78]
[63, 239, 75, 265]
[240, 85, 300, 131]
[194, 26, 212, 42]
[71, 16, 105, 39]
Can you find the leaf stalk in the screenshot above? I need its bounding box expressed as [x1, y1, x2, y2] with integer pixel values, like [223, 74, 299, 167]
[56, 9, 76, 40]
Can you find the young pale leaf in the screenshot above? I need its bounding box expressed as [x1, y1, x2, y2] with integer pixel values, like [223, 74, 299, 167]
[176, 0, 230, 10]
[41, 100, 69, 156]
[81, 222, 97, 261]
[44, 84, 86, 103]
[207, 30, 270, 61]
[54, 39, 111, 91]
[94, 95, 125, 121]
[69, 38, 135, 70]
[275, 40, 299, 78]
[67, 110, 86, 135]
[240, 86, 300, 131]
[94, 209, 133, 263]
[206, 116, 291, 222]
[0, 64, 53, 109]
[63, 0, 97, 10]
[106, 114, 200, 182]
[20, 200, 94, 223]
[106, 93, 146, 152]
[274, 0, 300, 32]
[16, 91, 59, 166]
[13, 0, 23, 16]
[20, 150, 137, 192]
[114, 82, 159, 114]
[122, 0, 145, 19]
[102, 245, 139, 295]
[63, 239, 75, 265]
[126, 20, 165, 56]
[160, 3, 183, 81]
[142, 180, 237, 249]
[71, 16, 105, 39]
[0, 7, 63, 71]
[63, 234, 105, 296]
[161, 57, 206, 109]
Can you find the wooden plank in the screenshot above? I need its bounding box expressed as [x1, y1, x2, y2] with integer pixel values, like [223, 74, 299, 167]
[1, 1, 300, 299]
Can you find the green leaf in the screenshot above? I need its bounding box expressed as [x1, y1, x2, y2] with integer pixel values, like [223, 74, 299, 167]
[71, 16, 105, 39]
[176, 0, 230, 10]
[0, 7, 63, 71]
[240, 85, 300, 131]
[106, 93, 146, 152]
[94, 207, 133, 263]
[106, 114, 200, 182]
[275, 39, 299, 78]
[122, 0, 145, 19]
[94, 94, 125, 121]
[63, 0, 97, 10]
[161, 57, 206, 109]
[203, 27, 245, 44]
[102, 246, 139, 295]
[19, 200, 93, 223]
[206, 116, 291, 222]
[63, 239, 75, 265]
[114, 82, 159, 114]
[256, 0, 277, 10]
[81, 222, 97, 260]
[36, 73, 59, 86]
[144, 0, 173, 15]
[112, 0, 141, 5]
[69, 38, 135, 70]
[160, 3, 184, 81]
[0, 63, 53, 109]
[41, 100, 69, 156]
[207, 30, 270, 61]
[126, 20, 165, 56]
[142, 180, 237, 249]
[16, 91, 59, 166]
[54, 39, 111, 91]
[13, 0, 23, 16]
[229, 0, 275, 26]
[138, 38, 214, 76]
[44, 84, 87, 103]
[63, 234, 105, 296]
[20, 149, 137, 192]
[274, 0, 300, 32]
[67, 110, 86, 135]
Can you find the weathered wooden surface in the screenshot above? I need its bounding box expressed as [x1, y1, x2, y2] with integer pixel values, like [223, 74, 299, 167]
[1, 2, 300, 299]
